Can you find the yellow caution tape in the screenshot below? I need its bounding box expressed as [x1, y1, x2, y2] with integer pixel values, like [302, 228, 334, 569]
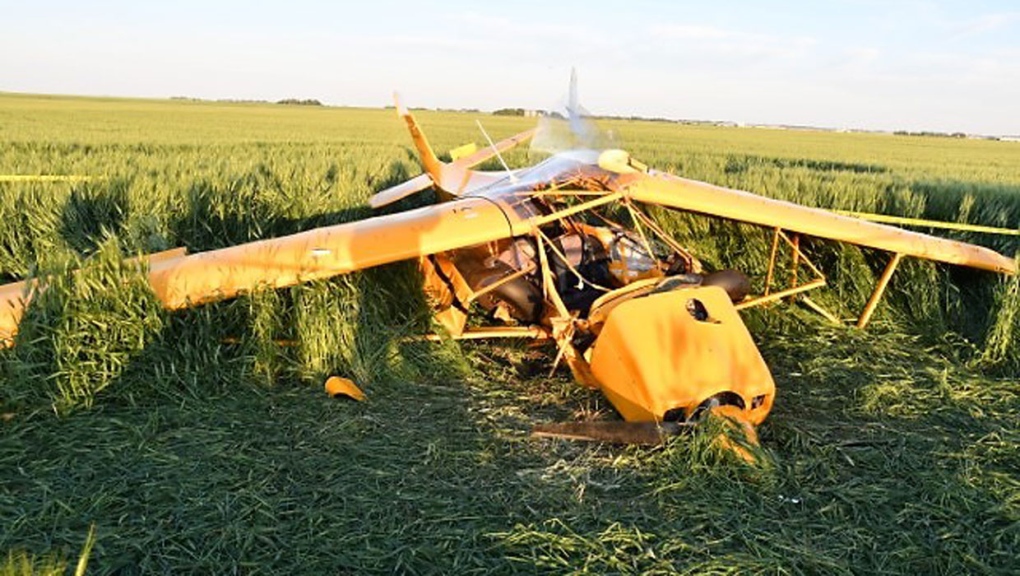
[835, 210, 1020, 236]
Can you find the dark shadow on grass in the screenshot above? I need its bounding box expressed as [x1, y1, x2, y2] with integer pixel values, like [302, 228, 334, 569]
[168, 180, 373, 252]
[59, 179, 131, 255]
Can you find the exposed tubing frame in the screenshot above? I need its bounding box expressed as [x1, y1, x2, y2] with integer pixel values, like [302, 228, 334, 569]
[417, 191, 619, 341]
[742, 228, 830, 313]
[801, 296, 842, 324]
[532, 229, 597, 385]
[755, 226, 907, 327]
[527, 193, 843, 323]
[856, 252, 903, 329]
[533, 227, 615, 293]
[790, 234, 801, 293]
[521, 188, 698, 273]
[764, 227, 782, 297]
[423, 189, 910, 341]
[621, 199, 700, 273]
[735, 278, 827, 311]
[626, 206, 698, 272]
[622, 201, 659, 269]
[416, 191, 623, 349]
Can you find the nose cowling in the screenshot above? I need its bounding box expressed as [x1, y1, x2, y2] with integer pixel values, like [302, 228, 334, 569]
[587, 286, 775, 425]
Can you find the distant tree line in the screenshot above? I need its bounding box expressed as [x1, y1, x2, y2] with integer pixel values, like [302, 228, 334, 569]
[276, 99, 323, 106]
[169, 97, 324, 106]
[894, 130, 968, 139]
[493, 108, 527, 116]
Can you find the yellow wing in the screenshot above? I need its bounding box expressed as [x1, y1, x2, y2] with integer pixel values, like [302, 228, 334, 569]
[620, 172, 1016, 274]
[0, 197, 520, 344]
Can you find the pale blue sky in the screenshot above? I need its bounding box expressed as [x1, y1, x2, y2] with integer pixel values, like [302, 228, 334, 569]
[2, 1, 1019, 134]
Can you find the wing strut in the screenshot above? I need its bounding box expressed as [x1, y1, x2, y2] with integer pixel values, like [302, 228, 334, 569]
[857, 253, 903, 329]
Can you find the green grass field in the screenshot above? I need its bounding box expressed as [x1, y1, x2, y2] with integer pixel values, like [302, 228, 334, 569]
[1, 92, 1018, 574]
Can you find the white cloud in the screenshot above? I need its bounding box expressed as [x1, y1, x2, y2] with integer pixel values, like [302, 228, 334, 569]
[951, 12, 1020, 39]
[648, 24, 731, 41]
[648, 23, 816, 62]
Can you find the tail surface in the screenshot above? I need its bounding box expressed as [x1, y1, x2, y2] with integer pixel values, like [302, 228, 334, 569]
[394, 93, 443, 183]
[370, 95, 536, 208]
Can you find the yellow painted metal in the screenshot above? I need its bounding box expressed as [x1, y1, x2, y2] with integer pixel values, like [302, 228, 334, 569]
[780, 229, 826, 279]
[764, 227, 781, 296]
[857, 253, 903, 329]
[369, 102, 534, 208]
[800, 296, 842, 324]
[622, 173, 1017, 274]
[586, 278, 663, 332]
[449, 142, 478, 162]
[735, 278, 827, 310]
[597, 149, 649, 174]
[148, 198, 519, 310]
[834, 210, 1020, 236]
[395, 95, 443, 184]
[526, 193, 624, 229]
[589, 286, 775, 423]
[790, 234, 801, 292]
[0, 280, 30, 346]
[534, 232, 570, 318]
[324, 376, 366, 401]
[449, 129, 534, 169]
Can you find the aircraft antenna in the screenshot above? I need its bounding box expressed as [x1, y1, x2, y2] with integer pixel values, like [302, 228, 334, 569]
[476, 120, 517, 183]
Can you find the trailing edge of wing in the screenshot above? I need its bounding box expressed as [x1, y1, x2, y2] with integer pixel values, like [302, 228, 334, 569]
[622, 173, 1016, 274]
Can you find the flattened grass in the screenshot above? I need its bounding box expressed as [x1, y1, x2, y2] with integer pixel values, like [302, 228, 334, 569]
[0, 93, 1018, 574]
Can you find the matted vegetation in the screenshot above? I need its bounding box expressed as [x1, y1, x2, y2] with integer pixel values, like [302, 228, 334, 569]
[0, 93, 1017, 574]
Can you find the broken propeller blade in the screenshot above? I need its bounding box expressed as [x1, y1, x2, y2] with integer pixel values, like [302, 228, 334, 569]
[531, 420, 693, 446]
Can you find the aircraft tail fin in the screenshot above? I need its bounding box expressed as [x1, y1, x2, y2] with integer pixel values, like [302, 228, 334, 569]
[394, 93, 444, 183]
[370, 94, 536, 209]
